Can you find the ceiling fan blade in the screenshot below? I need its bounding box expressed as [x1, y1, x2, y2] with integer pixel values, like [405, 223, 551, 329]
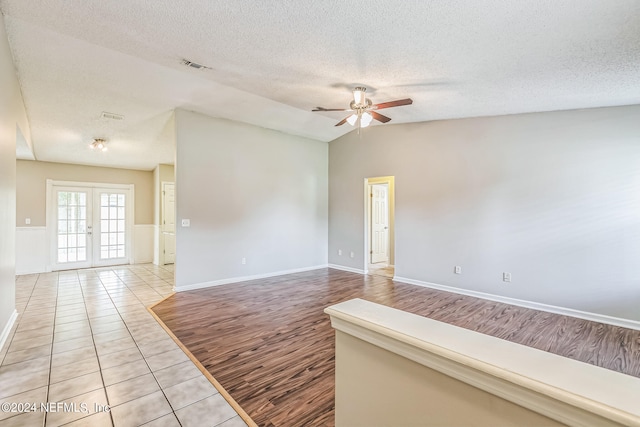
[312, 107, 350, 112]
[370, 111, 392, 123]
[335, 116, 350, 126]
[373, 98, 413, 110]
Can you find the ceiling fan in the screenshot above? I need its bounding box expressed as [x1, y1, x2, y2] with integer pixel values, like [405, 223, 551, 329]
[312, 87, 413, 128]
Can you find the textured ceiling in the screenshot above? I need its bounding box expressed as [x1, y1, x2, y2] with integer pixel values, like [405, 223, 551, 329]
[2, 0, 640, 170]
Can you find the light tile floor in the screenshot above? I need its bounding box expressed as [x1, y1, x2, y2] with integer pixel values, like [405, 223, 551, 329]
[0, 264, 247, 427]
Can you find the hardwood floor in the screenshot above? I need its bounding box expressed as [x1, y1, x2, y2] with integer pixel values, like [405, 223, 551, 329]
[152, 268, 640, 426]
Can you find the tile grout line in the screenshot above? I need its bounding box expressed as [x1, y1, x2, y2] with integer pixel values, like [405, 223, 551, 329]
[0, 273, 45, 426]
[76, 269, 116, 427]
[0, 274, 40, 367]
[6, 265, 184, 427]
[43, 271, 60, 427]
[140, 264, 250, 427]
[147, 300, 254, 427]
[121, 266, 186, 426]
[98, 266, 185, 426]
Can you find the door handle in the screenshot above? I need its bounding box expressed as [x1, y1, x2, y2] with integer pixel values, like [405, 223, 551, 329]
[384, 226, 388, 229]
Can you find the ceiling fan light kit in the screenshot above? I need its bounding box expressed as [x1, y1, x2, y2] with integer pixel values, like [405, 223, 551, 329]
[347, 111, 373, 128]
[89, 138, 108, 152]
[312, 86, 413, 130]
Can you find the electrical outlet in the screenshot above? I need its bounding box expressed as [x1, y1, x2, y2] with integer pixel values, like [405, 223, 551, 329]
[25, 218, 31, 225]
[503, 272, 511, 282]
[338, 249, 342, 256]
[454, 266, 462, 274]
[241, 257, 246, 265]
[350, 251, 355, 258]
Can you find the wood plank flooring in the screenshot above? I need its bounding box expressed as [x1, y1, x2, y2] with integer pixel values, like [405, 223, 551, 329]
[152, 268, 640, 427]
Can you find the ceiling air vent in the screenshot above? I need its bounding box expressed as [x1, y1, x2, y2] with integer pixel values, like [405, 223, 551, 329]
[180, 59, 210, 70]
[100, 111, 124, 121]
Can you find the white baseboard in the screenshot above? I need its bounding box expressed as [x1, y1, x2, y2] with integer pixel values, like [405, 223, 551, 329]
[175, 264, 329, 292]
[394, 276, 640, 331]
[328, 264, 366, 274]
[0, 310, 18, 353]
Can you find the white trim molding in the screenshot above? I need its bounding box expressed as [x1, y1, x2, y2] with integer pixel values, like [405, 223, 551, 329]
[326, 299, 640, 427]
[175, 264, 329, 292]
[394, 276, 640, 331]
[328, 264, 365, 275]
[0, 310, 18, 353]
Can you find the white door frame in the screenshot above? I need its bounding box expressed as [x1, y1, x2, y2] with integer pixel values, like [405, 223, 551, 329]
[364, 176, 395, 274]
[46, 179, 135, 271]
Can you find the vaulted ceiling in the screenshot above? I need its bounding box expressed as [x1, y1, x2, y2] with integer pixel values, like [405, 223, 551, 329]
[3, 0, 640, 170]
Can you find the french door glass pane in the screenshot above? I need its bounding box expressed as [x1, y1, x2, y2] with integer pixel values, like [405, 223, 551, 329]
[100, 192, 126, 260]
[57, 191, 88, 263]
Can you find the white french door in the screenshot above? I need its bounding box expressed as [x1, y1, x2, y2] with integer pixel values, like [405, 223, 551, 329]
[49, 181, 133, 271]
[54, 187, 92, 269]
[94, 189, 130, 266]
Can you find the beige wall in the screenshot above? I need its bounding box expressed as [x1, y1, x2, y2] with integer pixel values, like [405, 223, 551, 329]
[329, 105, 640, 321]
[335, 331, 564, 427]
[16, 160, 154, 226]
[0, 17, 30, 344]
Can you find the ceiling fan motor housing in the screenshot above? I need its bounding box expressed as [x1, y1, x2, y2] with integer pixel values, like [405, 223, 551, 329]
[312, 86, 412, 127]
[350, 98, 372, 111]
[351, 87, 372, 110]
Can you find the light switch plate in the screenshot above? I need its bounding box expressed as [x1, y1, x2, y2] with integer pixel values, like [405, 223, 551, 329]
[181, 219, 190, 227]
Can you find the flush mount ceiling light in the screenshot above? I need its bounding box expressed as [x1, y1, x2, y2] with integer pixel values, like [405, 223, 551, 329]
[89, 138, 108, 152]
[312, 87, 413, 130]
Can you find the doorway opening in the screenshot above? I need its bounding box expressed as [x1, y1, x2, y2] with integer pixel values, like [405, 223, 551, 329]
[365, 176, 395, 278]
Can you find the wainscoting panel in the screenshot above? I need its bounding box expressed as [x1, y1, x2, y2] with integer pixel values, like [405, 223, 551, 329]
[133, 224, 154, 264]
[16, 224, 154, 274]
[15, 227, 47, 274]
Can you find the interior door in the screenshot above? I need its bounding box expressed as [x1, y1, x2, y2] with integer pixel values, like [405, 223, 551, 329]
[54, 187, 92, 270]
[162, 182, 175, 264]
[371, 184, 389, 264]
